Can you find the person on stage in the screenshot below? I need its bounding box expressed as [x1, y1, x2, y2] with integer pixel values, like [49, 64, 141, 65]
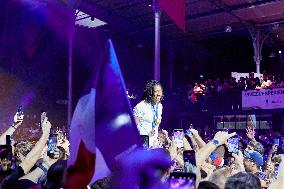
[133, 80, 163, 148]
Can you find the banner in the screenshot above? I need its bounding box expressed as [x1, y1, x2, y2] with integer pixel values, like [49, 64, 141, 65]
[242, 88, 284, 109]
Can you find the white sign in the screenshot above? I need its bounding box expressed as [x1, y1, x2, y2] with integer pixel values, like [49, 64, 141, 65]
[242, 88, 284, 109]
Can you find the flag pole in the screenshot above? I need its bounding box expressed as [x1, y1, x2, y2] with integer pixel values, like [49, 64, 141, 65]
[67, 11, 76, 128]
[153, 0, 161, 81]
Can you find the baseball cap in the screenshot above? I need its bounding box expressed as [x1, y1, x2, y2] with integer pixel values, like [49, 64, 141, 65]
[244, 150, 263, 167]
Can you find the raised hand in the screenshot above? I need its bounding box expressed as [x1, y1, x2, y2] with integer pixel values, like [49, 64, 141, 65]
[41, 117, 51, 136]
[232, 150, 245, 172]
[42, 147, 60, 168]
[270, 145, 278, 154]
[161, 129, 168, 137]
[168, 139, 178, 159]
[200, 162, 216, 176]
[213, 131, 236, 145]
[246, 126, 255, 141]
[13, 112, 24, 126]
[189, 128, 199, 136]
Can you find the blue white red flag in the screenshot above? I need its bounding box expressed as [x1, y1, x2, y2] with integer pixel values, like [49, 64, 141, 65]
[65, 37, 140, 189]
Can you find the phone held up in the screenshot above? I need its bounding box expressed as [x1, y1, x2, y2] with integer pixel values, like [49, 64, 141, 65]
[183, 150, 197, 174]
[47, 133, 57, 158]
[227, 137, 239, 154]
[40, 111, 47, 128]
[17, 106, 23, 115]
[173, 129, 184, 148]
[16, 105, 24, 121]
[169, 171, 196, 189]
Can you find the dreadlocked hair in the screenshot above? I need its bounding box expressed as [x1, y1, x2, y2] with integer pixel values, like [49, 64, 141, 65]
[142, 80, 163, 103]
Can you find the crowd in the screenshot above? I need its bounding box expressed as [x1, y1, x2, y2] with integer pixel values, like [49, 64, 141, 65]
[0, 81, 283, 189]
[188, 73, 284, 104]
[88, 122, 284, 189]
[129, 79, 284, 189]
[1, 112, 283, 189]
[147, 125, 284, 189]
[0, 112, 70, 189]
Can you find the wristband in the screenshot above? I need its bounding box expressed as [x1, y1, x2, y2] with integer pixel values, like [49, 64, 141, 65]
[212, 139, 219, 146]
[36, 162, 48, 173]
[11, 124, 17, 129]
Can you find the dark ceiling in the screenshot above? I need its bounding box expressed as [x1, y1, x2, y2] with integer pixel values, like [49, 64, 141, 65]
[78, 0, 284, 47]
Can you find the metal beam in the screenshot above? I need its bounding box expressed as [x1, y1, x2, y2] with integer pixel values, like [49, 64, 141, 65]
[110, 0, 281, 37]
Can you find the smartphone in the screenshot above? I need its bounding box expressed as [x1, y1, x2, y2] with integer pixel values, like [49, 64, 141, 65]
[47, 134, 57, 157]
[185, 129, 192, 136]
[227, 137, 239, 154]
[183, 150, 196, 174]
[169, 172, 196, 189]
[173, 129, 184, 148]
[140, 135, 149, 148]
[17, 106, 24, 120]
[40, 111, 47, 128]
[17, 106, 24, 115]
[0, 145, 12, 174]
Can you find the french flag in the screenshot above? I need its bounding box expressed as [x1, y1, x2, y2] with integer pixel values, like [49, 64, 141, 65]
[64, 37, 141, 189]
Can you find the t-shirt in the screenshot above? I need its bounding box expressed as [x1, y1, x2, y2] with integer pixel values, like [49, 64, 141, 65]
[133, 100, 163, 136]
[133, 100, 162, 147]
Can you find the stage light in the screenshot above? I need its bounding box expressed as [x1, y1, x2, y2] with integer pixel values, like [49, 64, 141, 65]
[75, 9, 107, 28]
[279, 50, 282, 54]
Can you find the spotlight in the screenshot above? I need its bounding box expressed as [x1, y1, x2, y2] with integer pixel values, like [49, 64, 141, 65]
[149, 4, 152, 7]
[91, 16, 95, 22]
[279, 50, 282, 54]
